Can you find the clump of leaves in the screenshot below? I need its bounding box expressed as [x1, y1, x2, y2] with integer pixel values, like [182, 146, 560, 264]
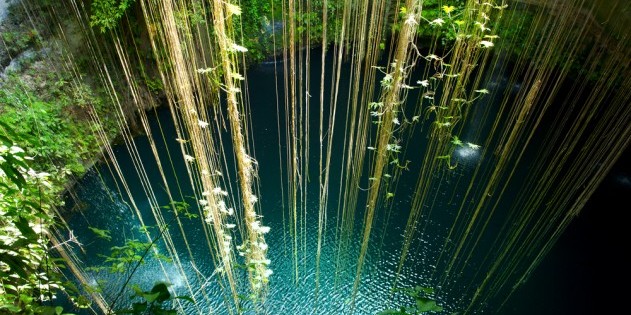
[91, 236, 172, 275]
[115, 282, 193, 315]
[89, 226, 113, 241]
[0, 88, 101, 176]
[0, 129, 89, 313]
[379, 286, 444, 314]
[450, 136, 463, 147]
[161, 200, 197, 220]
[90, 0, 136, 33]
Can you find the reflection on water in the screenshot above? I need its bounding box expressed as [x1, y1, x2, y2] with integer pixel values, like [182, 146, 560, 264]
[455, 146, 480, 160]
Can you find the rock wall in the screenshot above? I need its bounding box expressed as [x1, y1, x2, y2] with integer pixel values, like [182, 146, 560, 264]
[1, 0, 160, 128]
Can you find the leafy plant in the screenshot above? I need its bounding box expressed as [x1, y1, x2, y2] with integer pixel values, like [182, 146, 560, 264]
[0, 127, 88, 313]
[0, 29, 40, 56]
[142, 75, 164, 94]
[161, 200, 197, 220]
[90, 235, 171, 275]
[379, 286, 444, 314]
[450, 136, 463, 147]
[89, 226, 113, 241]
[114, 282, 193, 315]
[95, 222, 181, 312]
[0, 86, 103, 176]
[90, 0, 136, 33]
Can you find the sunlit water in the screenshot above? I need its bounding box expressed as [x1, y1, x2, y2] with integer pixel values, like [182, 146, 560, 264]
[61, 50, 529, 314]
[64, 149, 452, 314]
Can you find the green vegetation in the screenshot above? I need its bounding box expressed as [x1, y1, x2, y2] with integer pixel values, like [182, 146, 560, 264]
[0, 29, 40, 59]
[415, 0, 466, 44]
[162, 200, 198, 220]
[0, 75, 119, 312]
[116, 282, 193, 315]
[0, 80, 108, 176]
[379, 286, 445, 314]
[234, 0, 344, 62]
[83, 222, 180, 313]
[84, 0, 613, 75]
[90, 0, 137, 33]
[0, 128, 86, 314]
[90, 238, 168, 274]
[0, 3, 125, 311]
[86, 224, 173, 274]
[235, 0, 273, 62]
[294, 0, 343, 43]
[2, 0, 625, 313]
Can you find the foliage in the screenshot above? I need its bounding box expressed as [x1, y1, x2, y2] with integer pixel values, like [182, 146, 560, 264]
[294, 0, 342, 42]
[142, 75, 164, 94]
[233, 0, 344, 63]
[114, 282, 193, 315]
[494, 7, 534, 59]
[0, 128, 86, 314]
[379, 286, 444, 315]
[493, 5, 611, 80]
[0, 2, 127, 311]
[416, 0, 466, 45]
[88, 226, 113, 241]
[161, 200, 197, 220]
[88, 231, 171, 275]
[83, 223, 176, 312]
[0, 86, 101, 176]
[90, 0, 136, 33]
[173, 0, 206, 31]
[234, 0, 273, 63]
[0, 29, 40, 58]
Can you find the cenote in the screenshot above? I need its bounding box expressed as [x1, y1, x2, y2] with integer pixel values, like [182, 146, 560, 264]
[1, 0, 630, 314]
[64, 49, 488, 314]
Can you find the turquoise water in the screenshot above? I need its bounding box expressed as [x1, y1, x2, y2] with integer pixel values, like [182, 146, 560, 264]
[63, 109, 446, 314]
[61, 50, 561, 314]
[63, 54, 465, 314]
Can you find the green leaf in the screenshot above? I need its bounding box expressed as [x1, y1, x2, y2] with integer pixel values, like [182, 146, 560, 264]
[35, 306, 58, 315]
[0, 120, 19, 139]
[417, 286, 434, 294]
[19, 294, 33, 304]
[132, 302, 148, 313]
[1, 304, 22, 313]
[0, 163, 26, 189]
[131, 284, 144, 297]
[88, 226, 112, 241]
[415, 297, 443, 312]
[150, 282, 171, 303]
[15, 217, 37, 239]
[0, 133, 11, 144]
[451, 136, 463, 146]
[174, 296, 194, 303]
